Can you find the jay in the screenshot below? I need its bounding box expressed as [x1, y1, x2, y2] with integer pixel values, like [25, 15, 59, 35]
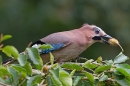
[31, 24, 112, 63]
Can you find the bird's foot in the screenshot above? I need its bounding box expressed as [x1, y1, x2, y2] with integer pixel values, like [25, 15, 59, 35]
[74, 56, 88, 62]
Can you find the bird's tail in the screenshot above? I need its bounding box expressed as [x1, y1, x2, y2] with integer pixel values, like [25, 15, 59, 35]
[2, 58, 13, 64]
[2, 51, 25, 64]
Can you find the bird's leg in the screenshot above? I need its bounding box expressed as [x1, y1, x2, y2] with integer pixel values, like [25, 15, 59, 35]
[74, 56, 88, 62]
[75, 56, 79, 63]
[66, 56, 81, 63]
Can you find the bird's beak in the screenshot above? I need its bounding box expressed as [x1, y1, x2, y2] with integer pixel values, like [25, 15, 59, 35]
[92, 35, 112, 44]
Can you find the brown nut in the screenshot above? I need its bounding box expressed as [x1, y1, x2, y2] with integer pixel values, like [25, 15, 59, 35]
[108, 38, 124, 52]
[42, 65, 48, 74]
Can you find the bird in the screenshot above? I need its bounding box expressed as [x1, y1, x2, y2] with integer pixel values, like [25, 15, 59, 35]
[30, 23, 112, 63]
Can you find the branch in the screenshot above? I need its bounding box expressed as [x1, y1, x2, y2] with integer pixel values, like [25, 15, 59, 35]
[0, 82, 11, 86]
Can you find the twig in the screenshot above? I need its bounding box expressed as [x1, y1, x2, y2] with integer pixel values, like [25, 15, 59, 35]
[32, 69, 45, 76]
[0, 82, 11, 86]
[38, 80, 47, 86]
[85, 68, 95, 73]
[3, 52, 26, 66]
[18, 78, 26, 86]
[11, 73, 22, 85]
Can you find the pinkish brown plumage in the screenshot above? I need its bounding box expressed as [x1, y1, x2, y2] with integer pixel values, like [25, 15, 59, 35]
[31, 24, 112, 63]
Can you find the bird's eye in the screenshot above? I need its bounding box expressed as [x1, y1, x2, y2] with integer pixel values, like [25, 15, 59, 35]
[95, 30, 100, 34]
[94, 27, 100, 34]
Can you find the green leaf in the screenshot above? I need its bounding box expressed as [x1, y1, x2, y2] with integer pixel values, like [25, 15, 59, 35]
[0, 76, 12, 85]
[0, 55, 2, 65]
[81, 80, 92, 86]
[95, 65, 111, 73]
[114, 52, 129, 64]
[96, 82, 106, 86]
[27, 48, 43, 69]
[116, 68, 130, 76]
[0, 77, 6, 84]
[39, 44, 52, 49]
[4, 76, 12, 85]
[49, 68, 62, 86]
[115, 64, 130, 76]
[59, 69, 72, 86]
[51, 63, 59, 69]
[24, 62, 32, 76]
[27, 75, 42, 86]
[84, 72, 94, 83]
[27, 48, 42, 64]
[73, 76, 83, 86]
[50, 53, 54, 65]
[114, 69, 122, 75]
[99, 75, 108, 81]
[0, 66, 9, 77]
[83, 60, 98, 69]
[62, 63, 83, 71]
[18, 54, 27, 66]
[105, 60, 114, 65]
[117, 64, 130, 69]
[97, 56, 102, 63]
[62, 63, 72, 69]
[11, 65, 27, 78]
[46, 76, 53, 86]
[2, 45, 19, 58]
[72, 64, 83, 71]
[70, 69, 76, 77]
[115, 75, 130, 86]
[116, 79, 130, 86]
[7, 66, 19, 81]
[1, 35, 12, 42]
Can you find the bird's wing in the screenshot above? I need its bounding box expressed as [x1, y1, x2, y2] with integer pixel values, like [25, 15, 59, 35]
[41, 43, 70, 54]
[31, 32, 71, 54]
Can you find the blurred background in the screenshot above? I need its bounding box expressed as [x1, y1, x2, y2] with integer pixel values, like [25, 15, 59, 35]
[0, 0, 130, 62]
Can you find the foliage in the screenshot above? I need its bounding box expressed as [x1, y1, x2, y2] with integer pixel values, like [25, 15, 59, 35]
[1, 0, 130, 62]
[0, 34, 130, 86]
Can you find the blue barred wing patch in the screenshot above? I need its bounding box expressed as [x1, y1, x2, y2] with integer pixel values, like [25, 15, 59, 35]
[41, 43, 65, 54]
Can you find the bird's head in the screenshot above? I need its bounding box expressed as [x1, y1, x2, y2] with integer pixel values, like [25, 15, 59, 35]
[80, 24, 112, 44]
